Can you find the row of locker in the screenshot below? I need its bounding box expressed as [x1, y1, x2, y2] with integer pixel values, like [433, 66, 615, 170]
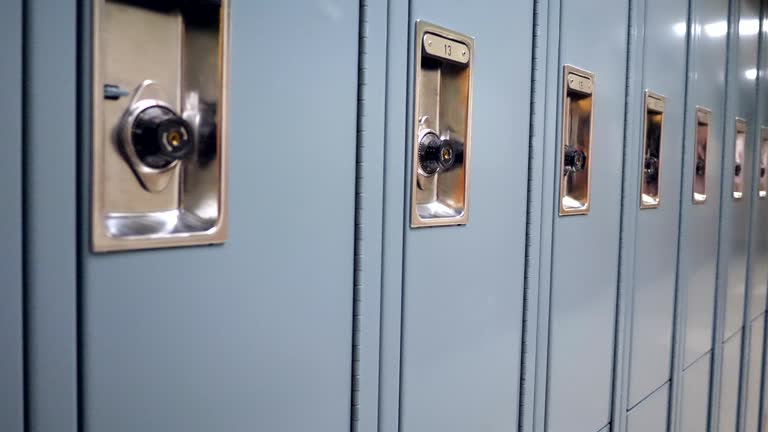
[3, 0, 768, 432]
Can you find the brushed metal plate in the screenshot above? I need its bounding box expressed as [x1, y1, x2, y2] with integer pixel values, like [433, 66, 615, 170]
[760, 126, 768, 198]
[640, 90, 665, 209]
[91, 0, 230, 252]
[559, 65, 594, 216]
[733, 118, 747, 200]
[693, 107, 711, 204]
[410, 20, 473, 228]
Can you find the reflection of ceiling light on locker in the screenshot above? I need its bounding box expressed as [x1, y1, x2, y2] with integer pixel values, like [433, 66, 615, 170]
[705, 21, 728, 37]
[90, 0, 230, 252]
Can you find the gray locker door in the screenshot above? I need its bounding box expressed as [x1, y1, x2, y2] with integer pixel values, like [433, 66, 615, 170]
[24, 0, 79, 430]
[388, 1, 532, 431]
[541, 0, 629, 431]
[744, 315, 765, 432]
[719, 331, 743, 431]
[712, 0, 760, 430]
[721, 0, 760, 343]
[75, 2, 359, 432]
[626, 383, 669, 432]
[679, 355, 712, 432]
[677, 0, 728, 375]
[0, 0, 24, 431]
[624, 0, 689, 410]
[747, 2, 768, 323]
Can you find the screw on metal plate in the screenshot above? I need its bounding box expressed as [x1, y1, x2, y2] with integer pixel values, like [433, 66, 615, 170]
[104, 84, 130, 100]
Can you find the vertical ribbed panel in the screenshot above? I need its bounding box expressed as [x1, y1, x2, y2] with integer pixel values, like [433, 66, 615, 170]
[351, 0, 387, 430]
[351, 4, 369, 429]
[519, 0, 543, 429]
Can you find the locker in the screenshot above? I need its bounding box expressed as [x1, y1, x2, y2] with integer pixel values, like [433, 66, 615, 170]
[710, 0, 761, 430]
[719, 331, 743, 431]
[25, 1, 360, 431]
[677, 0, 729, 367]
[679, 355, 712, 432]
[744, 1, 768, 429]
[744, 315, 765, 431]
[626, 384, 670, 432]
[0, 0, 24, 431]
[528, 0, 629, 430]
[719, 0, 759, 344]
[24, 0, 79, 429]
[620, 0, 689, 413]
[671, 0, 730, 429]
[377, 1, 533, 431]
[12, 1, 768, 432]
[748, 86, 768, 323]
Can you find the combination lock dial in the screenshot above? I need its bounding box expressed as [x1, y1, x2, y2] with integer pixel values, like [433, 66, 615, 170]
[644, 155, 659, 182]
[735, 163, 742, 177]
[563, 145, 587, 174]
[696, 158, 706, 177]
[131, 105, 194, 169]
[418, 131, 461, 176]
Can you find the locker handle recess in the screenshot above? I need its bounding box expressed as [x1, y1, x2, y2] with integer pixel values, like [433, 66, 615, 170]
[760, 126, 768, 198]
[640, 91, 665, 209]
[91, 0, 230, 251]
[559, 65, 594, 216]
[733, 118, 747, 200]
[410, 21, 473, 227]
[693, 107, 711, 204]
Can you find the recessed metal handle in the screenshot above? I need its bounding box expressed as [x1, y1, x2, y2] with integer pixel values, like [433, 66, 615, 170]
[559, 65, 594, 216]
[760, 127, 768, 199]
[410, 21, 473, 227]
[91, 0, 230, 251]
[640, 91, 665, 209]
[693, 107, 711, 204]
[733, 118, 747, 200]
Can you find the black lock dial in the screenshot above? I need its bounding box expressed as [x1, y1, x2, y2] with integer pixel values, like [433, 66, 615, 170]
[418, 132, 461, 176]
[735, 163, 742, 177]
[131, 105, 194, 169]
[696, 158, 706, 177]
[644, 155, 659, 182]
[563, 145, 586, 174]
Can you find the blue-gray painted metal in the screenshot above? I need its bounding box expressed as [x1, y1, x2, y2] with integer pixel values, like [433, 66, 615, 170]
[24, 0, 80, 431]
[395, 2, 532, 431]
[747, 7, 768, 325]
[542, 0, 629, 430]
[679, 354, 713, 432]
[377, 0, 408, 430]
[351, 1, 388, 431]
[744, 314, 765, 431]
[626, 383, 670, 432]
[621, 0, 689, 413]
[0, 0, 24, 431]
[77, 2, 358, 432]
[677, 0, 729, 370]
[721, 0, 759, 343]
[522, 0, 560, 430]
[719, 330, 743, 431]
[713, 0, 761, 430]
[613, 0, 642, 428]
[742, 3, 768, 430]
[670, 0, 730, 425]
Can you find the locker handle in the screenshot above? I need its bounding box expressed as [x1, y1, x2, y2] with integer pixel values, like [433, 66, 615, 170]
[733, 118, 747, 200]
[759, 126, 768, 198]
[640, 91, 665, 209]
[693, 107, 711, 204]
[559, 65, 594, 216]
